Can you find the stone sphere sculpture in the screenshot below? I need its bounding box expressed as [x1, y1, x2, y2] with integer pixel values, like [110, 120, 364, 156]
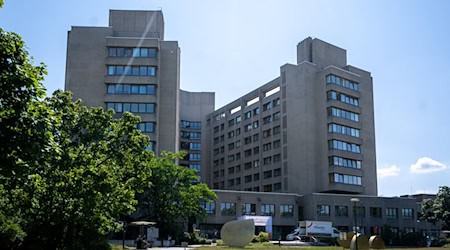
[337, 232, 355, 248]
[220, 219, 255, 248]
[350, 234, 369, 250]
[369, 235, 385, 249]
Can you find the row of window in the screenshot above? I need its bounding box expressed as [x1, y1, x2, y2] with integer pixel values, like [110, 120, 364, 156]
[204, 202, 292, 216]
[327, 91, 359, 106]
[213, 179, 281, 192]
[326, 74, 359, 91]
[317, 205, 414, 219]
[106, 102, 155, 113]
[328, 107, 360, 122]
[180, 120, 201, 129]
[329, 139, 361, 153]
[137, 122, 155, 133]
[107, 84, 156, 95]
[189, 164, 201, 171]
[328, 123, 360, 137]
[180, 142, 202, 150]
[180, 131, 201, 139]
[107, 65, 156, 76]
[187, 153, 201, 161]
[329, 156, 361, 169]
[330, 173, 362, 185]
[219, 98, 281, 130]
[108, 47, 157, 58]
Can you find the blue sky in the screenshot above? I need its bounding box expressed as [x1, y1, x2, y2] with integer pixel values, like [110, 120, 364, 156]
[1, 0, 449, 197]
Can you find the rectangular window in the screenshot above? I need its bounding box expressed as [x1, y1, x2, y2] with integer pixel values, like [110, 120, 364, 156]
[328, 107, 360, 122]
[261, 204, 275, 216]
[107, 65, 156, 76]
[105, 102, 155, 114]
[317, 205, 330, 216]
[386, 208, 398, 219]
[273, 168, 281, 177]
[263, 116, 272, 124]
[203, 202, 215, 214]
[242, 203, 256, 215]
[137, 122, 155, 133]
[253, 107, 260, 115]
[244, 111, 252, 119]
[263, 102, 272, 111]
[328, 123, 360, 137]
[329, 156, 361, 169]
[402, 208, 414, 219]
[263, 184, 272, 192]
[263, 170, 272, 179]
[264, 86, 280, 97]
[244, 175, 252, 183]
[221, 202, 236, 216]
[370, 207, 382, 218]
[335, 206, 348, 217]
[329, 173, 362, 185]
[273, 112, 281, 121]
[280, 204, 294, 217]
[263, 129, 271, 138]
[327, 91, 359, 106]
[328, 140, 361, 154]
[263, 156, 272, 165]
[246, 96, 260, 107]
[326, 74, 359, 91]
[107, 84, 156, 95]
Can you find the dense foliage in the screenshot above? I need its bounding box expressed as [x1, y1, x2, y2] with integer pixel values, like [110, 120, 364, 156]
[421, 186, 450, 230]
[138, 152, 217, 241]
[0, 28, 154, 249]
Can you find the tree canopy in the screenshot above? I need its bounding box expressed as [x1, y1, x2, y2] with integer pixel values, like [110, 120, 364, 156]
[0, 28, 154, 249]
[139, 152, 217, 240]
[421, 186, 450, 230]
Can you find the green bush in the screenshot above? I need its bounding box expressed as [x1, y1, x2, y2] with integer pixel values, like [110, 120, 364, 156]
[252, 232, 270, 243]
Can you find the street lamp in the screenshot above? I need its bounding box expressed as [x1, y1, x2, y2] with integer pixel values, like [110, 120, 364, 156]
[350, 198, 360, 250]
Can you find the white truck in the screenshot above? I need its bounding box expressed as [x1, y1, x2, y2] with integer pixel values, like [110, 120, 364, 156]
[286, 221, 340, 240]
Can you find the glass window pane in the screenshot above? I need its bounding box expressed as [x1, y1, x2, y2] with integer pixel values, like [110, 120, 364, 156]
[146, 122, 154, 132]
[115, 66, 123, 75]
[131, 103, 138, 112]
[123, 103, 130, 112]
[124, 66, 131, 75]
[139, 85, 146, 94]
[107, 66, 115, 75]
[124, 48, 132, 57]
[139, 66, 147, 76]
[133, 48, 140, 57]
[148, 48, 157, 58]
[131, 85, 139, 94]
[115, 103, 123, 113]
[148, 85, 155, 95]
[116, 85, 123, 93]
[106, 103, 114, 110]
[138, 103, 146, 113]
[146, 104, 154, 113]
[132, 66, 139, 76]
[123, 84, 130, 94]
[148, 67, 156, 76]
[117, 48, 124, 57]
[108, 48, 116, 57]
[107, 85, 115, 94]
[140, 48, 148, 57]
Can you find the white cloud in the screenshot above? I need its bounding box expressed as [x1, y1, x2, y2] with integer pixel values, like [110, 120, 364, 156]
[410, 157, 447, 174]
[377, 165, 400, 178]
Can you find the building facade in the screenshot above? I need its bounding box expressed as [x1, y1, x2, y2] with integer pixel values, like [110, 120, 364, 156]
[65, 10, 438, 241]
[206, 37, 376, 196]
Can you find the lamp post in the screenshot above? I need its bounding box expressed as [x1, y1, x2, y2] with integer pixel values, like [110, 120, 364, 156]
[351, 198, 360, 250]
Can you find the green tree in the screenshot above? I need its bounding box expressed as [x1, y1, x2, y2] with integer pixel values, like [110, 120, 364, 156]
[139, 152, 217, 241]
[1, 28, 154, 249]
[422, 186, 450, 230]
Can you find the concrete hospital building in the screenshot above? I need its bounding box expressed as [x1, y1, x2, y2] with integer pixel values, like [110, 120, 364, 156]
[65, 10, 438, 239]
